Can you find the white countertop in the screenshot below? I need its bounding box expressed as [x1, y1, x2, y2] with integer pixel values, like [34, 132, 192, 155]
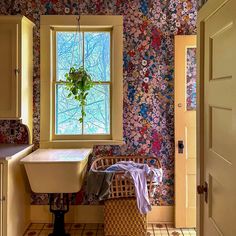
[20, 148, 93, 163]
[0, 144, 33, 160]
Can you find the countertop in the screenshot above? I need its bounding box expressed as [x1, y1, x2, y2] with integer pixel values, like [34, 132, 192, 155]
[0, 144, 34, 160]
[20, 148, 93, 163]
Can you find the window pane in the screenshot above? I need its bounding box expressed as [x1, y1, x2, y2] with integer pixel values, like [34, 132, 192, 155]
[84, 32, 110, 82]
[84, 84, 110, 134]
[186, 48, 197, 111]
[56, 32, 83, 81]
[55, 84, 82, 134]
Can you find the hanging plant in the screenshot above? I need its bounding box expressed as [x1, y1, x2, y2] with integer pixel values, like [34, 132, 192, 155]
[65, 66, 94, 123]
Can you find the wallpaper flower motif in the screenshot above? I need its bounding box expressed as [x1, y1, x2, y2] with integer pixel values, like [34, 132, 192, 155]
[0, 120, 29, 144]
[0, 0, 198, 206]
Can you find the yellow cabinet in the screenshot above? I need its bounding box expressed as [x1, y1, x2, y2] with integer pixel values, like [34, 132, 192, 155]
[0, 16, 34, 141]
[0, 144, 33, 236]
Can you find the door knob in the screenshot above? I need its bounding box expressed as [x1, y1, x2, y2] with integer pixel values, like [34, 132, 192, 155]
[197, 182, 208, 203]
[178, 141, 184, 153]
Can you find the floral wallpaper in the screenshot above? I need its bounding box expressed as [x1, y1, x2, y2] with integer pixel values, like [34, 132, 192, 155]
[0, 0, 198, 206]
[0, 120, 29, 144]
[186, 48, 197, 111]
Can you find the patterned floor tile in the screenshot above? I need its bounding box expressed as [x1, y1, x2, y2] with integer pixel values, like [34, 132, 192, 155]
[153, 223, 166, 229]
[82, 229, 97, 235]
[29, 223, 44, 230]
[182, 228, 197, 236]
[38, 230, 53, 236]
[71, 223, 85, 230]
[166, 223, 175, 229]
[168, 229, 183, 236]
[23, 223, 197, 236]
[84, 223, 99, 229]
[155, 233, 169, 236]
[147, 223, 153, 229]
[24, 229, 41, 236]
[70, 230, 83, 236]
[190, 233, 197, 236]
[96, 230, 104, 236]
[146, 229, 155, 236]
[98, 224, 104, 229]
[181, 229, 191, 236]
[154, 229, 169, 235]
[43, 223, 53, 230]
[65, 223, 72, 230]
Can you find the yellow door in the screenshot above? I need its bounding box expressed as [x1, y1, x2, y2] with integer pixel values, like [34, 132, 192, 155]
[198, 0, 236, 235]
[175, 35, 197, 228]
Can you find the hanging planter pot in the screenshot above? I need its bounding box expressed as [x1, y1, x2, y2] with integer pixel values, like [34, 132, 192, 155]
[65, 66, 94, 123]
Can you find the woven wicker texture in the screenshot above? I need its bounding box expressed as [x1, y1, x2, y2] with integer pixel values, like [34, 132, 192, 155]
[104, 198, 147, 236]
[91, 156, 161, 199]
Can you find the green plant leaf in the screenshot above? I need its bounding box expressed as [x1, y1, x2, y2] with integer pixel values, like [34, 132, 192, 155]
[64, 66, 94, 124]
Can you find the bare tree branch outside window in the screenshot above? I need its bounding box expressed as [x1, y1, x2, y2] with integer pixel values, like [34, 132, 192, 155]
[55, 31, 111, 135]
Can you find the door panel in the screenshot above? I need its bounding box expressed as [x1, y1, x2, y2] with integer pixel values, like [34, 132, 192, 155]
[0, 163, 3, 236]
[175, 36, 197, 228]
[211, 23, 233, 80]
[0, 23, 18, 118]
[199, 0, 236, 235]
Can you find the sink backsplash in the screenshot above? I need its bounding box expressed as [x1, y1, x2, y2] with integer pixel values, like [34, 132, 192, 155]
[0, 120, 29, 144]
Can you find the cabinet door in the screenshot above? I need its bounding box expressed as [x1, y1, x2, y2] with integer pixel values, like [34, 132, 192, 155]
[0, 23, 19, 118]
[0, 163, 3, 236]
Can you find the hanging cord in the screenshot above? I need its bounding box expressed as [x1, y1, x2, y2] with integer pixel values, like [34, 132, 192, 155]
[71, 15, 81, 66]
[70, 1, 81, 67]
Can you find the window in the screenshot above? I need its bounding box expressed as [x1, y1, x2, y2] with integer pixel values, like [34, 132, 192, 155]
[55, 30, 111, 136]
[40, 16, 123, 148]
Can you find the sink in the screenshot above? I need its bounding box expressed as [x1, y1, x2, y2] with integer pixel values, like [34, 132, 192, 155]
[21, 149, 92, 193]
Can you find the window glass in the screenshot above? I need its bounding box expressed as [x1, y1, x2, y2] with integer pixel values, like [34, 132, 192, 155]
[56, 32, 83, 82]
[84, 84, 110, 134]
[55, 84, 82, 135]
[55, 31, 111, 135]
[84, 32, 110, 81]
[186, 48, 197, 111]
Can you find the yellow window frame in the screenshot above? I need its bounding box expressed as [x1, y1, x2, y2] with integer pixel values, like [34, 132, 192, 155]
[40, 15, 123, 148]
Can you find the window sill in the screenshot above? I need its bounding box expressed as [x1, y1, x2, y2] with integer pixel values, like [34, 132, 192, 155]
[40, 140, 124, 148]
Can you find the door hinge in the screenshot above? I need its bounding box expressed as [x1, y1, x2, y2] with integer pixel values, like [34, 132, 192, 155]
[14, 69, 21, 75]
[197, 182, 208, 203]
[0, 196, 5, 202]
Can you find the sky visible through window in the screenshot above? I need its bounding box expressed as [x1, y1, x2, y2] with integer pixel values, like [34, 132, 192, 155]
[55, 31, 111, 135]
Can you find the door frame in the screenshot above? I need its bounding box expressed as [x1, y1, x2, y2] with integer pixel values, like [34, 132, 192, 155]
[197, 0, 230, 235]
[174, 35, 197, 228]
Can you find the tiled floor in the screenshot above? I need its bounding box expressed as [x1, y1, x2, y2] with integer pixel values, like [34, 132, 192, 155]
[24, 223, 196, 236]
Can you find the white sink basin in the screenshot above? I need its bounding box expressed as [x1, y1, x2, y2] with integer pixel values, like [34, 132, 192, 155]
[21, 149, 92, 193]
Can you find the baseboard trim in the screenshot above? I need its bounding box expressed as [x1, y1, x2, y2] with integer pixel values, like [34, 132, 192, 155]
[30, 205, 174, 224]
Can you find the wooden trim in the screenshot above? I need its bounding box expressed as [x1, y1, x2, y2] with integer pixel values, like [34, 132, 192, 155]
[40, 140, 124, 148]
[40, 15, 123, 27]
[30, 205, 174, 224]
[40, 15, 123, 148]
[174, 35, 196, 228]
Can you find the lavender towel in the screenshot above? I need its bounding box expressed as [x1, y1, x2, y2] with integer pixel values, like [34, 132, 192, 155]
[106, 161, 163, 214]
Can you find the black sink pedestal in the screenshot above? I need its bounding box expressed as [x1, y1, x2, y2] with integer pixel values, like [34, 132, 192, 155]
[48, 193, 70, 236]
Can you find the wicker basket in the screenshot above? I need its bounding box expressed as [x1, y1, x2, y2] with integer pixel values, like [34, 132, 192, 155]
[90, 156, 161, 199]
[104, 198, 147, 236]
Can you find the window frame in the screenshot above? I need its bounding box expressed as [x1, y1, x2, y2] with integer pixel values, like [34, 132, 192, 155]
[52, 28, 112, 140]
[40, 15, 123, 148]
